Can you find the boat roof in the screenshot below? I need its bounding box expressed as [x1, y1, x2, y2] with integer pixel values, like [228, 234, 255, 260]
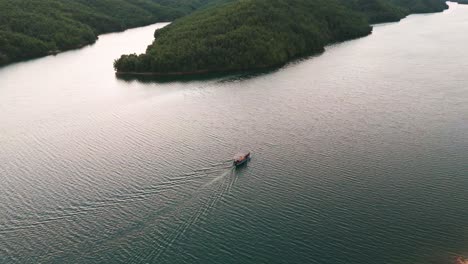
[234, 151, 250, 159]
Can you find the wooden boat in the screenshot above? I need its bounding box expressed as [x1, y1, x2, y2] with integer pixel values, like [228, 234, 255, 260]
[456, 256, 468, 264]
[233, 152, 250, 167]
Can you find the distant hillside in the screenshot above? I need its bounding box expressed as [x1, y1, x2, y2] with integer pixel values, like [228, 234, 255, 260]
[340, 0, 407, 23]
[114, 0, 448, 76]
[0, 0, 228, 66]
[340, 0, 448, 23]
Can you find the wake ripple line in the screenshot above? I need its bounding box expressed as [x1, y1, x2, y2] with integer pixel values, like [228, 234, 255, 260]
[225, 167, 237, 195]
[141, 171, 231, 263]
[0, 181, 197, 234]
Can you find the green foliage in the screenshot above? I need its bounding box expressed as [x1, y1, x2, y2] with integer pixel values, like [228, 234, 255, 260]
[115, 0, 448, 75]
[0, 0, 448, 69]
[0, 30, 53, 63]
[388, 0, 448, 13]
[340, 0, 447, 23]
[340, 0, 408, 23]
[115, 0, 372, 74]
[0, 0, 226, 66]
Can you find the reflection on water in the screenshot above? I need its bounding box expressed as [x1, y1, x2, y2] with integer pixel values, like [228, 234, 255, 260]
[115, 67, 282, 83]
[1, 3, 468, 264]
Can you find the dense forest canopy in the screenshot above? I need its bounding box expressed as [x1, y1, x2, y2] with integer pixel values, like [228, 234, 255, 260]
[0, 0, 228, 66]
[341, 0, 448, 23]
[0, 0, 449, 69]
[114, 0, 448, 75]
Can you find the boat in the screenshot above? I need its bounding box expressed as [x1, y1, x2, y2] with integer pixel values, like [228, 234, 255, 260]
[456, 256, 468, 264]
[233, 151, 251, 167]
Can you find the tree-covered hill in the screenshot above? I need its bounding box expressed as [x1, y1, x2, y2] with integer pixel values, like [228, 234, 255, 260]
[389, 0, 448, 13]
[341, 0, 408, 23]
[114, 0, 372, 74]
[114, 0, 447, 76]
[0, 0, 227, 66]
[341, 0, 447, 23]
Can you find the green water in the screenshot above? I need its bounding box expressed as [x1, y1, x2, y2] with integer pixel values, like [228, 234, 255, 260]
[0, 3, 467, 264]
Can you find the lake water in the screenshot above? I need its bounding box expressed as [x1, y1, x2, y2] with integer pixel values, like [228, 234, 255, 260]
[1, 3, 467, 264]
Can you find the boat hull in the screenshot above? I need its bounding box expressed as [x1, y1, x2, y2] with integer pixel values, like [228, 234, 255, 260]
[233, 154, 250, 167]
[234, 159, 248, 166]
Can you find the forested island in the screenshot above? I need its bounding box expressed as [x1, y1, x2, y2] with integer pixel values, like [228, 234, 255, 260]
[0, 0, 227, 66]
[114, 0, 448, 76]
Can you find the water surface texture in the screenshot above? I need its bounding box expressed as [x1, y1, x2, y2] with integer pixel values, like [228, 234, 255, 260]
[1, 3, 468, 264]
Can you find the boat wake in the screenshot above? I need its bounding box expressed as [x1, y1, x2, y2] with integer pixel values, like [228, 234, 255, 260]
[138, 165, 237, 263]
[1, 158, 243, 264]
[0, 160, 235, 236]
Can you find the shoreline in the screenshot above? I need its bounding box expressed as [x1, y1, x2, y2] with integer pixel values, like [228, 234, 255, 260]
[0, 20, 172, 68]
[114, 3, 450, 78]
[115, 48, 330, 79]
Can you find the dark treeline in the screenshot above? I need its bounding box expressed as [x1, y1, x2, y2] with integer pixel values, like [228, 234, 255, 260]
[343, 0, 448, 23]
[114, 0, 448, 75]
[0, 0, 227, 66]
[114, 0, 372, 74]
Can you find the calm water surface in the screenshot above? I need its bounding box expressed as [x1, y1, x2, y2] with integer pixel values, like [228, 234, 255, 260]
[1, 3, 467, 264]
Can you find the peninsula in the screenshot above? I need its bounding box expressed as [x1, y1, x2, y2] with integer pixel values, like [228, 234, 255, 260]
[113, 0, 448, 76]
